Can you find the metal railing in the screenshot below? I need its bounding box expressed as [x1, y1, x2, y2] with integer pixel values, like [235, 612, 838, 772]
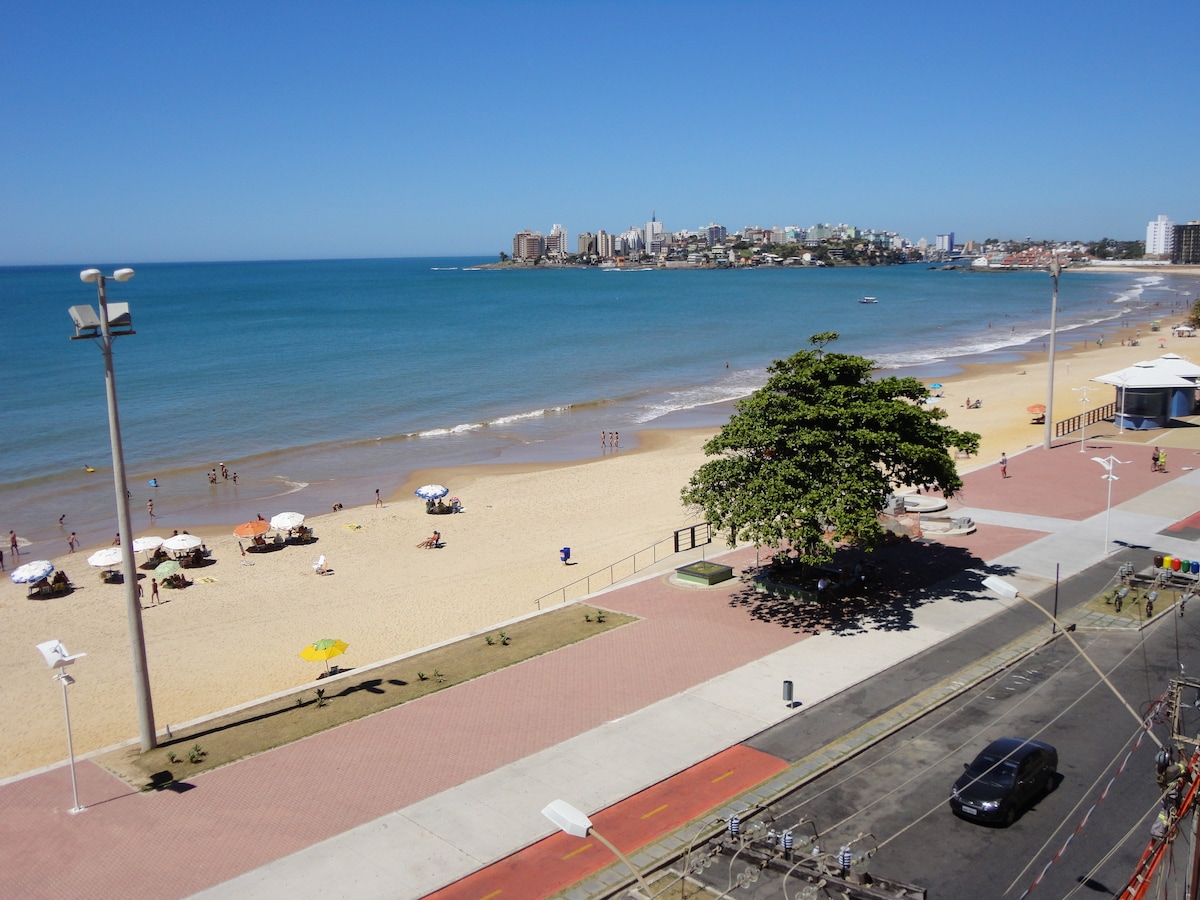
[1054, 401, 1116, 439]
[533, 523, 713, 609]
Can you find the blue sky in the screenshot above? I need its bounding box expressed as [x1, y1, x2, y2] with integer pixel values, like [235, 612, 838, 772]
[3, 1, 1196, 264]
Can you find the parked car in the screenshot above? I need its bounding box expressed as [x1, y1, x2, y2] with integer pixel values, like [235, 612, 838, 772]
[950, 737, 1057, 826]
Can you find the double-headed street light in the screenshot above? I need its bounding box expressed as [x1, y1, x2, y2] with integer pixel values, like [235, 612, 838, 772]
[1073, 384, 1097, 453]
[1092, 455, 1130, 555]
[70, 268, 156, 752]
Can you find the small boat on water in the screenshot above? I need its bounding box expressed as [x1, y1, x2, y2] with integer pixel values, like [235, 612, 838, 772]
[859, 296, 878, 304]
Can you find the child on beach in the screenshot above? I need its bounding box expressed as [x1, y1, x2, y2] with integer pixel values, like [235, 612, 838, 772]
[1000, 453, 1008, 479]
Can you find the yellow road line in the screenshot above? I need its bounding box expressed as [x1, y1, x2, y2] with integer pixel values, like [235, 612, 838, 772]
[563, 841, 594, 860]
[711, 769, 735, 783]
[641, 803, 668, 819]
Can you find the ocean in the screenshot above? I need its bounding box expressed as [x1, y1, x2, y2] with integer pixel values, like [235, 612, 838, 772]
[1, 258, 1194, 558]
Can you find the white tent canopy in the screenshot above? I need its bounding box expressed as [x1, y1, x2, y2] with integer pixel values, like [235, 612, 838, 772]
[1150, 353, 1200, 379]
[1092, 360, 1194, 389]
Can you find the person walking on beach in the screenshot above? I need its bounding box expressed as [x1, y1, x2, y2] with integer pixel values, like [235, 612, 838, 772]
[601, 431, 607, 448]
[614, 432, 619, 449]
[147, 498, 155, 519]
[68, 532, 77, 553]
[150, 578, 160, 606]
[999, 452, 1008, 479]
[9, 531, 18, 557]
[375, 488, 382, 508]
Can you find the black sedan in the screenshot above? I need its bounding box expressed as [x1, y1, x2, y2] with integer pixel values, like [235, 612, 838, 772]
[950, 737, 1057, 826]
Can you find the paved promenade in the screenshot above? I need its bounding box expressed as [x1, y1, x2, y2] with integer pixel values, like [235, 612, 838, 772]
[3, 429, 1199, 900]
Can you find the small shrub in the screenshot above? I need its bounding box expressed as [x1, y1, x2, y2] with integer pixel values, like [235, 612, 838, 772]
[485, 635, 495, 645]
[596, 610, 607, 623]
[315, 687, 327, 708]
[499, 631, 510, 645]
[188, 743, 206, 764]
[417, 671, 428, 681]
[584, 613, 592, 623]
[168, 752, 180, 765]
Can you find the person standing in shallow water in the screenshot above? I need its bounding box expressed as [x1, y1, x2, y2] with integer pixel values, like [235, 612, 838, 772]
[999, 452, 1008, 479]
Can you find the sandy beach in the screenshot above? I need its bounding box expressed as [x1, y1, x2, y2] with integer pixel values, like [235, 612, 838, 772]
[3, 302, 1197, 780]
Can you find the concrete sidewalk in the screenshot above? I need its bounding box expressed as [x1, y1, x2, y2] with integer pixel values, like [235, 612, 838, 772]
[3, 438, 1199, 900]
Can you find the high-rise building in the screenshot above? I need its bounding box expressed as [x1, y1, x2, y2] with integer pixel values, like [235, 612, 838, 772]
[1147, 215, 1175, 257]
[546, 224, 569, 259]
[645, 214, 665, 254]
[704, 223, 727, 246]
[935, 233, 955, 253]
[512, 230, 545, 261]
[597, 230, 614, 259]
[1172, 222, 1200, 265]
[577, 232, 596, 256]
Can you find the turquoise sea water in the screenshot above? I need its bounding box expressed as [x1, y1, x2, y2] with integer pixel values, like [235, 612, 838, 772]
[1, 258, 1195, 557]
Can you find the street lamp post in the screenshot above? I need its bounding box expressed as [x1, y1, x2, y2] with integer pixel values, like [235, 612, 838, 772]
[36, 640, 87, 813]
[542, 799, 652, 895]
[70, 268, 156, 752]
[1044, 257, 1061, 451]
[1092, 455, 1130, 554]
[1073, 384, 1097, 453]
[981, 576, 1161, 747]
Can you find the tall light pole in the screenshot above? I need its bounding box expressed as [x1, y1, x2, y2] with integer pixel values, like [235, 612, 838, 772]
[1044, 256, 1061, 450]
[1092, 455, 1129, 554]
[70, 268, 156, 752]
[1073, 384, 1097, 453]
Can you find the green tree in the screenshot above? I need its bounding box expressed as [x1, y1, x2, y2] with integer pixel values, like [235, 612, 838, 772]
[498, 251, 509, 262]
[681, 333, 980, 565]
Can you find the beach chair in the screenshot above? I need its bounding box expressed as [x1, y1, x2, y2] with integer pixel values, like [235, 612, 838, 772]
[312, 555, 331, 574]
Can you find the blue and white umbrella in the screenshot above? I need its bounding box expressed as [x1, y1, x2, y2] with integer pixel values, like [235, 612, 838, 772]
[414, 484, 449, 500]
[10, 560, 54, 584]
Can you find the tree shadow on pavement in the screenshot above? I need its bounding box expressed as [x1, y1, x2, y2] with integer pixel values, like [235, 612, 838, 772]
[731, 538, 988, 635]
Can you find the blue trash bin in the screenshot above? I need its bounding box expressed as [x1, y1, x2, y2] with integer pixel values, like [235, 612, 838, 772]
[560, 547, 571, 563]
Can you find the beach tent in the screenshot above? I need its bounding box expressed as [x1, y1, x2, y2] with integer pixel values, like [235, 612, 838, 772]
[1093, 360, 1195, 430]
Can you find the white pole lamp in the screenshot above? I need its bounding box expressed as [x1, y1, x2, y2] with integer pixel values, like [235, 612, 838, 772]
[542, 799, 652, 895]
[36, 640, 87, 813]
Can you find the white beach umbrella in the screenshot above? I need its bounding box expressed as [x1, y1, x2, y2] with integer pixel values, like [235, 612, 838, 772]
[132, 536, 164, 553]
[414, 484, 449, 500]
[87, 547, 125, 568]
[162, 533, 203, 552]
[270, 512, 305, 531]
[10, 560, 54, 584]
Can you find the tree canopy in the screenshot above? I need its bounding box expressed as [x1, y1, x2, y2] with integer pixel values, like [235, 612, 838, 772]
[681, 333, 980, 565]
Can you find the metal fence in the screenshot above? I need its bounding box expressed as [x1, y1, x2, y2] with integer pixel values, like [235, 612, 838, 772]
[1054, 401, 1116, 439]
[533, 522, 713, 609]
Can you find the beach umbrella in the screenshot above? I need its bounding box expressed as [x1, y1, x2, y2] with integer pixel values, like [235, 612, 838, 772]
[87, 547, 125, 568]
[132, 536, 164, 553]
[929, 383, 943, 389]
[154, 560, 181, 579]
[1026, 404, 1046, 414]
[233, 520, 270, 539]
[414, 484, 449, 500]
[10, 560, 54, 584]
[163, 533, 203, 553]
[270, 512, 305, 531]
[299, 638, 348, 675]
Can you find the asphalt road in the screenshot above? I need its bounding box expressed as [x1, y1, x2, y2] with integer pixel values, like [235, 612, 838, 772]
[683, 555, 1200, 899]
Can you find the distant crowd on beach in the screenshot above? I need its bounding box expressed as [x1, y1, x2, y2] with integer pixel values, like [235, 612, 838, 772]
[601, 431, 620, 450]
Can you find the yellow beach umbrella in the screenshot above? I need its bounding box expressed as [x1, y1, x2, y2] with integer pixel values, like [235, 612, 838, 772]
[299, 638, 348, 675]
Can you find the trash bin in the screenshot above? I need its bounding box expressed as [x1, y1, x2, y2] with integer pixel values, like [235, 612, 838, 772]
[1174, 558, 1182, 571]
[560, 547, 571, 564]
[783, 680, 794, 704]
[1155, 555, 1164, 568]
[1164, 556, 1173, 571]
[1192, 561, 1198, 575]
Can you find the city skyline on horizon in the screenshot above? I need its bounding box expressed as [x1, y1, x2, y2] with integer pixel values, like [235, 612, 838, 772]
[2, 1, 1196, 266]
